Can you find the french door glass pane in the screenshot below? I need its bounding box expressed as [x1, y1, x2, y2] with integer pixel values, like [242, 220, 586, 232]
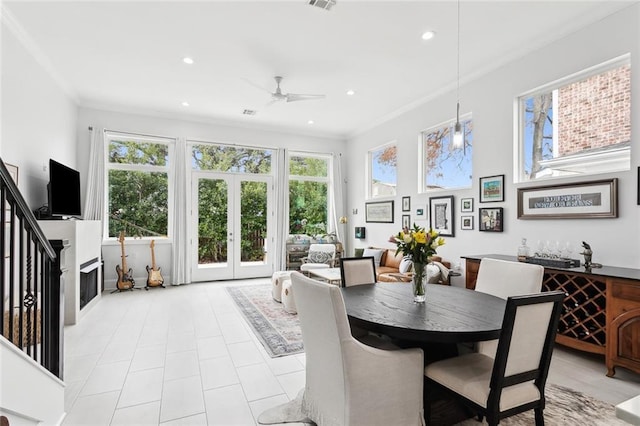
[198, 178, 227, 265]
[240, 181, 267, 263]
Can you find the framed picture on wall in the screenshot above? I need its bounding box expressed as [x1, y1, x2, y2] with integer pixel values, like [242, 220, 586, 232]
[479, 175, 505, 203]
[461, 215, 474, 230]
[365, 201, 394, 223]
[429, 196, 454, 237]
[402, 196, 411, 212]
[461, 197, 474, 212]
[402, 214, 410, 229]
[479, 207, 504, 232]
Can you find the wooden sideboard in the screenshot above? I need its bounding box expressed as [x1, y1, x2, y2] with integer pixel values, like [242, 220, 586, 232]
[463, 254, 640, 377]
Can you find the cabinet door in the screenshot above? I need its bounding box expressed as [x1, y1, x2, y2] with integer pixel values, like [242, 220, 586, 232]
[606, 280, 640, 376]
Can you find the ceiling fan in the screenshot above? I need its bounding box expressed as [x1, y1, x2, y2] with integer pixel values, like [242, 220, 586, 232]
[268, 76, 325, 104]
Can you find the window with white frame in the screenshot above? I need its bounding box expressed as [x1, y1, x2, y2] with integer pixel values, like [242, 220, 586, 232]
[105, 132, 172, 238]
[420, 116, 473, 192]
[516, 55, 631, 182]
[289, 153, 331, 236]
[368, 142, 397, 198]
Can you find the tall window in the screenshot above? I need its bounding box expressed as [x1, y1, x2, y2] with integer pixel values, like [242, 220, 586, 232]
[421, 117, 473, 192]
[289, 153, 330, 236]
[105, 133, 172, 238]
[517, 56, 631, 182]
[368, 142, 397, 198]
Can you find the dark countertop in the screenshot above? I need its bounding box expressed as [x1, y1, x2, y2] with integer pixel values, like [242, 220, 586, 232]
[462, 254, 640, 282]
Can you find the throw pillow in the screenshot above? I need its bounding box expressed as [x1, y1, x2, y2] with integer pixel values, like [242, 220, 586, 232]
[354, 248, 365, 258]
[362, 248, 384, 267]
[308, 250, 332, 264]
[399, 257, 413, 274]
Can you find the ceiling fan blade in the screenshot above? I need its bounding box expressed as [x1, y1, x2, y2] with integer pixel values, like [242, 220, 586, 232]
[285, 93, 326, 103]
[242, 77, 272, 94]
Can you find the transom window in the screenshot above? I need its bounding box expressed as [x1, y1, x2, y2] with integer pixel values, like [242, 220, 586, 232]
[368, 142, 397, 199]
[105, 132, 173, 238]
[516, 55, 631, 182]
[191, 143, 272, 174]
[420, 116, 473, 192]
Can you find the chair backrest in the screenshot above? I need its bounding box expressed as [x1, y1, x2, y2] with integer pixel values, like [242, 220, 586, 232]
[307, 243, 336, 264]
[340, 256, 377, 287]
[487, 291, 565, 410]
[475, 258, 544, 299]
[290, 271, 351, 416]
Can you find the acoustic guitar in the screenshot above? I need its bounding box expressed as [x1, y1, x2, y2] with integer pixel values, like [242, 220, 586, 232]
[115, 231, 135, 290]
[146, 239, 165, 289]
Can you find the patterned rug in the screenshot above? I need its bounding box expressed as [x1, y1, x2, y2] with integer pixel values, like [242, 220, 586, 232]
[226, 284, 303, 357]
[258, 384, 626, 425]
[455, 383, 627, 426]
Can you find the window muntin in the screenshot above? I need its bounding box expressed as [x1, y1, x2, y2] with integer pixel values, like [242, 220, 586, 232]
[105, 133, 172, 238]
[288, 153, 331, 236]
[368, 143, 397, 198]
[517, 57, 631, 182]
[421, 117, 473, 192]
[191, 143, 272, 174]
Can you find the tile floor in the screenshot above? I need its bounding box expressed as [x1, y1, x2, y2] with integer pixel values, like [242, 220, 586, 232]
[62, 278, 640, 425]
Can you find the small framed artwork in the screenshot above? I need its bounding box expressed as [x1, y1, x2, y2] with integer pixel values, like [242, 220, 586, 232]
[461, 197, 474, 212]
[365, 200, 394, 223]
[402, 214, 410, 229]
[461, 215, 474, 230]
[479, 174, 505, 203]
[415, 208, 424, 217]
[479, 207, 504, 232]
[429, 195, 454, 237]
[402, 196, 411, 212]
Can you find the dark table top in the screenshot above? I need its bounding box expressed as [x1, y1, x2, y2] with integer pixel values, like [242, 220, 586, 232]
[341, 282, 506, 344]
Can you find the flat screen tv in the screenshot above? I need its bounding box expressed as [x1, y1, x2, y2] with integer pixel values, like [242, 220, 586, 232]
[48, 159, 81, 218]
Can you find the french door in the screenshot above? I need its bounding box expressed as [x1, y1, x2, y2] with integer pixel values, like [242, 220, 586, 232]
[191, 172, 273, 282]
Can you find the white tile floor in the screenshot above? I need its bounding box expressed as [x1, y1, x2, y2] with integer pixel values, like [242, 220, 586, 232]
[62, 278, 640, 425]
[63, 278, 306, 426]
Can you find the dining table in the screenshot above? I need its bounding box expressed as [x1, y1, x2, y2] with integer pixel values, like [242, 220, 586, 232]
[341, 281, 506, 344]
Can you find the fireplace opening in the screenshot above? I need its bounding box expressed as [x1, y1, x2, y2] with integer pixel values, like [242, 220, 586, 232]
[80, 257, 100, 310]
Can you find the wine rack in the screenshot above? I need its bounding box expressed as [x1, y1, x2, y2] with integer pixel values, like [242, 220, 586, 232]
[543, 270, 606, 354]
[464, 254, 640, 377]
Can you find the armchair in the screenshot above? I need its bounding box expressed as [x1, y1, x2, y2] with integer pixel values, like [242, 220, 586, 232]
[299, 243, 336, 274]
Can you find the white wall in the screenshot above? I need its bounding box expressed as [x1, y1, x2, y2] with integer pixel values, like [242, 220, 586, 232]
[346, 4, 640, 276]
[77, 107, 346, 287]
[1, 21, 78, 209]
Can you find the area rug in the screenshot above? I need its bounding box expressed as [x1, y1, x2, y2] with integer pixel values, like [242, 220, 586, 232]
[455, 383, 627, 426]
[226, 284, 303, 357]
[257, 384, 626, 425]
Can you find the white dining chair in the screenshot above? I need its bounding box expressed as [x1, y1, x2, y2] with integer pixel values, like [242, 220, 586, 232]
[474, 258, 544, 357]
[425, 291, 565, 426]
[288, 271, 425, 425]
[340, 256, 377, 287]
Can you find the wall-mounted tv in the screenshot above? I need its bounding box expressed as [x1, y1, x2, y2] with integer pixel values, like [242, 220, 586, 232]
[48, 159, 81, 218]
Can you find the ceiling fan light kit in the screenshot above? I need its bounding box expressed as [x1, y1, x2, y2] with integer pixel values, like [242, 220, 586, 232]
[309, 0, 336, 11]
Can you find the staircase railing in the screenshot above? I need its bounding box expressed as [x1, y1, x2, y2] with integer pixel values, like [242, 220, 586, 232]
[0, 158, 64, 379]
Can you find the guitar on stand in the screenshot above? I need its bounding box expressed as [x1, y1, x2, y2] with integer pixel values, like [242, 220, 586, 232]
[146, 239, 165, 290]
[114, 230, 135, 292]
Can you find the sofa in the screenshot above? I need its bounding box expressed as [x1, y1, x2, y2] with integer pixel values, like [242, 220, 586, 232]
[355, 247, 452, 284]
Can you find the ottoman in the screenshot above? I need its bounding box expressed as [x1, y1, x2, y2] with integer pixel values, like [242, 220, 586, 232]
[271, 270, 292, 302]
[281, 279, 297, 314]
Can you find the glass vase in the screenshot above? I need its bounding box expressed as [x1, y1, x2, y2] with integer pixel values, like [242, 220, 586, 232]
[412, 262, 427, 303]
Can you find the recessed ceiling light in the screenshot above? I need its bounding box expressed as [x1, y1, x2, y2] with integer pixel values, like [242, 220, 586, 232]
[181, 101, 189, 107]
[346, 89, 355, 96]
[183, 57, 194, 65]
[308, 120, 314, 125]
[421, 31, 436, 41]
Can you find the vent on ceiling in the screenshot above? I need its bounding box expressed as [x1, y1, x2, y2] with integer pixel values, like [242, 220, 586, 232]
[243, 109, 257, 116]
[309, 0, 336, 11]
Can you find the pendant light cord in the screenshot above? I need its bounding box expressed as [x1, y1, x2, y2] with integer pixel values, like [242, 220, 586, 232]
[457, 0, 460, 106]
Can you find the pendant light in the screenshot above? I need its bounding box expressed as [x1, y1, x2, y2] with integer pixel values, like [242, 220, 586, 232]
[452, 0, 463, 149]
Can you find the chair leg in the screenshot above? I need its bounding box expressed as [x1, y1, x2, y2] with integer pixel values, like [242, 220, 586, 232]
[534, 408, 545, 426]
[423, 378, 431, 424]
